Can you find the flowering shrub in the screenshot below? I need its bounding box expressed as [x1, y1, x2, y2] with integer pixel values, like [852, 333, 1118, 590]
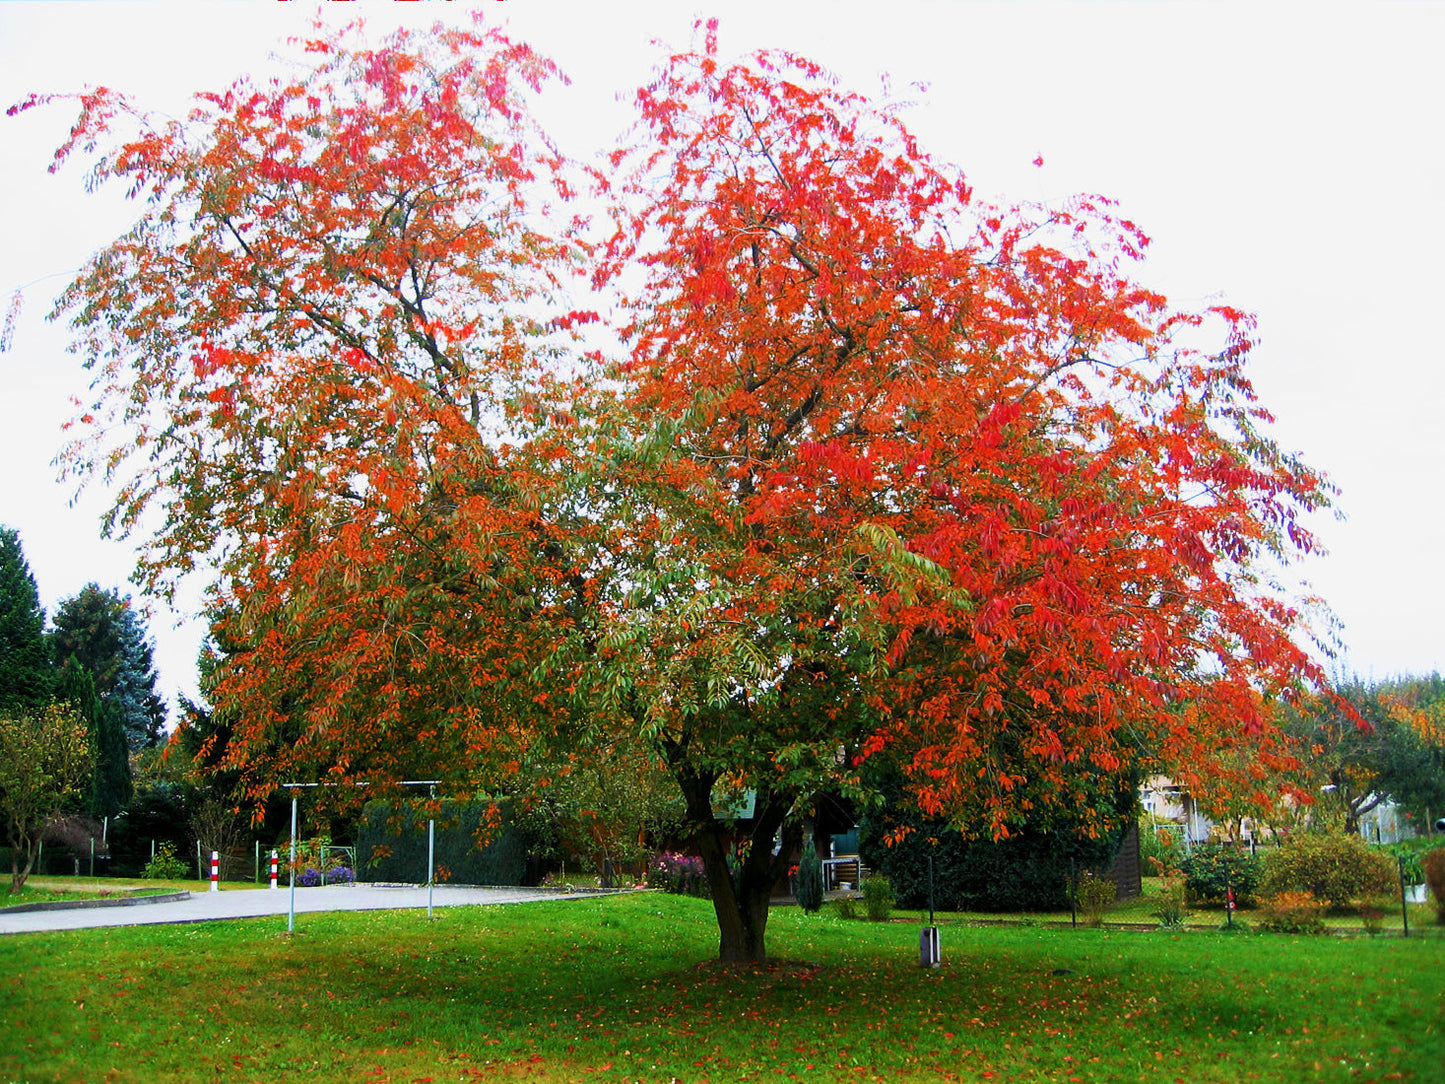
[296, 864, 356, 887]
[650, 852, 710, 898]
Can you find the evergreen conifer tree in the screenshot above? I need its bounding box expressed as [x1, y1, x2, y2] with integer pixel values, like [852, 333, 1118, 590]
[51, 584, 166, 752]
[796, 836, 825, 914]
[0, 526, 51, 716]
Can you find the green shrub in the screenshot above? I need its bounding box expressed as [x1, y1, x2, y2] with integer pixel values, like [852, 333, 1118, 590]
[1179, 846, 1263, 907]
[1073, 870, 1117, 927]
[1256, 891, 1328, 934]
[1140, 820, 1185, 875]
[141, 841, 189, 880]
[1423, 849, 1445, 924]
[1151, 871, 1188, 929]
[1387, 839, 1429, 884]
[1262, 833, 1395, 910]
[795, 837, 824, 914]
[862, 875, 894, 921]
[834, 894, 859, 920]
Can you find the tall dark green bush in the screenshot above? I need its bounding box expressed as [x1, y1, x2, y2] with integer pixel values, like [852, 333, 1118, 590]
[795, 836, 824, 913]
[1262, 833, 1397, 910]
[356, 799, 528, 886]
[1179, 846, 1263, 907]
[859, 767, 1135, 912]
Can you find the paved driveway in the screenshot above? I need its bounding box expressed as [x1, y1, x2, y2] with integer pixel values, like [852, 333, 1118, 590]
[0, 883, 592, 935]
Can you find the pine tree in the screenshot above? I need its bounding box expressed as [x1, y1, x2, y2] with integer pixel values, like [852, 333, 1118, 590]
[51, 584, 166, 752]
[0, 526, 51, 716]
[55, 660, 132, 817]
[796, 836, 825, 914]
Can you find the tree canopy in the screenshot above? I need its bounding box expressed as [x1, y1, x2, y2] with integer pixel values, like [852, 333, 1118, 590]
[18, 17, 1339, 962]
[0, 702, 93, 891]
[1278, 675, 1445, 832]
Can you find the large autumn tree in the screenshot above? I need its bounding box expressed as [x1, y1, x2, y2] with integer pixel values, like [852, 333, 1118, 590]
[18, 19, 1336, 962]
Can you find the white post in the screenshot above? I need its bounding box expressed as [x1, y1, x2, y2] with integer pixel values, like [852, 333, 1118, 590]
[427, 817, 436, 920]
[209, 851, 219, 892]
[270, 849, 278, 890]
[288, 796, 298, 933]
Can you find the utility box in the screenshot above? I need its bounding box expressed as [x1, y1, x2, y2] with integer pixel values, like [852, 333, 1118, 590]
[919, 926, 941, 968]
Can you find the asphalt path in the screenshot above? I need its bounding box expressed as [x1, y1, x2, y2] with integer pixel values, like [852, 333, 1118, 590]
[0, 883, 595, 935]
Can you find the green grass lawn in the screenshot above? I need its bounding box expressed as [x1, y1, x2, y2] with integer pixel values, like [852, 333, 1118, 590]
[1, 879, 180, 908]
[1, 892, 1441, 1083]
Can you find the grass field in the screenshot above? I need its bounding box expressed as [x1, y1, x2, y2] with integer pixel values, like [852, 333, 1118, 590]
[1, 891, 1441, 1083]
[1, 879, 181, 908]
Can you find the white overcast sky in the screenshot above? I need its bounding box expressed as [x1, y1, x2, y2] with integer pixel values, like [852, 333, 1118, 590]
[2, 1, 1442, 717]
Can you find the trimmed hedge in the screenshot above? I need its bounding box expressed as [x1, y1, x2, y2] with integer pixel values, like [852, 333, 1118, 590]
[355, 799, 528, 886]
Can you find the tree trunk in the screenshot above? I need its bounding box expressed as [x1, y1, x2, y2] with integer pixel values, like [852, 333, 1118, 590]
[677, 767, 801, 964]
[9, 833, 35, 893]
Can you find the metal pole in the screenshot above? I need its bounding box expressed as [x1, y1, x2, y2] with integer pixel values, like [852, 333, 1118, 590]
[1400, 856, 1410, 939]
[1070, 858, 1077, 929]
[1225, 858, 1234, 929]
[427, 785, 436, 920]
[929, 854, 935, 928]
[288, 795, 298, 934]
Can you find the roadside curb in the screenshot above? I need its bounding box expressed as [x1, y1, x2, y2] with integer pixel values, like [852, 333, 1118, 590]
[0, 891, 191, 915]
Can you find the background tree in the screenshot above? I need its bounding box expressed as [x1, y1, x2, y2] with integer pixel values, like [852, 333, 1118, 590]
[1280, 676, 1445, 832]
[50, 584, 166, 751]
[27, 20, 1337, 964]
[54, 658, 132, 817]
[0, 526, 51, 716]
[549, 27, 1331, 960]
[508, 738, 685, 883]
[0, 702, 93, 890]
